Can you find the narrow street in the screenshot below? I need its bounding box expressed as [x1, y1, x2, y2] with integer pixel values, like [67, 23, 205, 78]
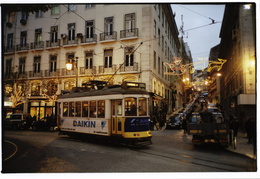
[2, 129, 256, 174]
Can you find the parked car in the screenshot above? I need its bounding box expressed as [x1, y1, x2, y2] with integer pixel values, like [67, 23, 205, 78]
[32, 116, 57, 132]
[5, 113, 32, 130]
[166, 114, 182, 129]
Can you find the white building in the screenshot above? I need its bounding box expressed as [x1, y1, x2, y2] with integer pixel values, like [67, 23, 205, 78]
[3, 4, 185, 118]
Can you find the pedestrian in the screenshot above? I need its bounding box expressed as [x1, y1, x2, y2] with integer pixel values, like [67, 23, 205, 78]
[245, 118, 255, 143]
[182, 118, 187, 134]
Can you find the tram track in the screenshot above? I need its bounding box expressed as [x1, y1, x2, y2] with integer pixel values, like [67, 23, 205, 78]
[131, 148, 245, 172]
[3, 140, 19, 161]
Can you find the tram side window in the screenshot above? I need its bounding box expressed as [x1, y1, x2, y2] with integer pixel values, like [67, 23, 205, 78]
[75, 101, 81, 117]
[125, 98, 137, 116]
[82, 101, 89, 117]
[90, 101, 97, 117]
[139, 98, 147, 116]
[69, 102, 74, 117]
[97, 100, 105, 118]
[63, 102, 68, 117]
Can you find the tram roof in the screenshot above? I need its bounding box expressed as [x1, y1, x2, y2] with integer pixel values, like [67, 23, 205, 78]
[59, 86, 150, 99]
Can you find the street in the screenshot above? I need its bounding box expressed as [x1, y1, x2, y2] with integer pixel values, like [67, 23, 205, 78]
[2, 129, 256, 174]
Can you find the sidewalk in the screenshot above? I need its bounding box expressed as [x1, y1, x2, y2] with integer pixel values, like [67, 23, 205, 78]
[227, 131, 256, 159]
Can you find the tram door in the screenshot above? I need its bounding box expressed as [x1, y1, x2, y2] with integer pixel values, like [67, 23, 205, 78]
[111, 100, 123, 135]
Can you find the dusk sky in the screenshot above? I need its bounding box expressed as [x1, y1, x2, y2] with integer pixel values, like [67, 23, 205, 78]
[171, 4, 225, 70]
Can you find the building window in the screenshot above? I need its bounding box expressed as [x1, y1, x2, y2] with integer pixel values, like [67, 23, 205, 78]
[104, 17, 113, 35]
[162, 12, 164, 27]
[68, 23, 75, 40]
[68, 4, 76, 11]
[125, 13, 135, 30]
[104, 49, 113, 68]
[154, 20, 156, 37]
[50, 55, 57, 72]
[50, 26, 58, 43]
[125, 47, 134, 67]
[21, 11, 28, 19]
[85, 52, 93, 69]
[35, 28, 42, 43]
[158, 29, 160, 45]
[86, 20, 94, 38]
[51, 5, 60, 15]
[86, 4, 95, 8]
[8, 11, 15, 23]
[33, 56, 41, 73]
[158, 57, 160, 74]
[19, 58, 26, 74]
[6, 59, 12, 77]
[20, 31, 27, 46]
[162, 36, 164, 51]
[7, 33, 13, 49]
[35, 10, 43, 18]
[154, 51, 156, 69]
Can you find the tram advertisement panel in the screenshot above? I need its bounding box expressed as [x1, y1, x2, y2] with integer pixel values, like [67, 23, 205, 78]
[61, 118, 110, 136]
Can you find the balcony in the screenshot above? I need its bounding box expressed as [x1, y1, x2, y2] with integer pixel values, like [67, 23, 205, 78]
[99, 65, 117, 74]
[46, 39, 61, 48]
[30, 41, 44, 50]
[29, 71, 43, 78]
[119, 62, 139, 72]
[44, 69, 60, 77]
[80, 66, 97, 75]
[100, 31, 117, 42]
[81, 34, 97, 44]
[16, 43, 30, 52]
[62, 37, 78, 46]
[4, 45, 15, 53]
[120, 28, 139, 39]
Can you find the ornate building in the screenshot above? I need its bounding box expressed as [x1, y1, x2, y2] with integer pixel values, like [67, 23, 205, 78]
[3, 4, 187, 119]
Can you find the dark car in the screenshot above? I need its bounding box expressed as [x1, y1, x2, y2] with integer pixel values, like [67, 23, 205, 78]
[166, 115, 182, 129]
[32, 116, 57, 132]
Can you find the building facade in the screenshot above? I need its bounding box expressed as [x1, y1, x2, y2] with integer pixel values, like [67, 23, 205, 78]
[3, 4, 186, 119]
[218, 3, 256, 127]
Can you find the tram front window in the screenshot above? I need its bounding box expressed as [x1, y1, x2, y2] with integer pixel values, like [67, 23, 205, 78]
[139, 98, 147, 116]
[125, 98, 137, 116]
[63, 102, 68, 117]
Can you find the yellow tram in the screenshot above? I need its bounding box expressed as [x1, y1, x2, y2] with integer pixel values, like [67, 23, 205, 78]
[58, 81, 152, 145]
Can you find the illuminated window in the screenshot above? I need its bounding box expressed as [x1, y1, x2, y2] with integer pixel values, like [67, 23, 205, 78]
[75, 101, 81, 117]
[125, 98, 137, 116]
[97, 100, 105, 118]
[89, 101, 97, 117]
[139, 98, 147, 116]
[82, 101, 89, 117]
[63, 102, 68, 117]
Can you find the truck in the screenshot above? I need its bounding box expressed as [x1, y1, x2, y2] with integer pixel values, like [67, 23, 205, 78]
[187, 110, 230, 147]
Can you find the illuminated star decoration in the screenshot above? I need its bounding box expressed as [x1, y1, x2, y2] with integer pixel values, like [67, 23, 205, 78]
[207, 58, 227, 72]
[164, 57, 227, 75]
[164, 57, 194, 75]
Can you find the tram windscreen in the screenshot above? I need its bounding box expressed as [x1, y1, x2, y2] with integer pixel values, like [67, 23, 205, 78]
[125, 117, 150, 132]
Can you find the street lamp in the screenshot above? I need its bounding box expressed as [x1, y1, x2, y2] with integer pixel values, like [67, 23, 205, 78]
[66, 57, 79, 88]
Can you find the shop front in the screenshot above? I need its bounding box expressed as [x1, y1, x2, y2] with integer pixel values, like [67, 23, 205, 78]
[28, 99, 57, 120]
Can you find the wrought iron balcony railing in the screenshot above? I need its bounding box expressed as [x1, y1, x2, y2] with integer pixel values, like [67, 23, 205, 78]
[120, 28, 139, 39]
[81, 34, 97, 44]
[100, 31, 117, 41]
